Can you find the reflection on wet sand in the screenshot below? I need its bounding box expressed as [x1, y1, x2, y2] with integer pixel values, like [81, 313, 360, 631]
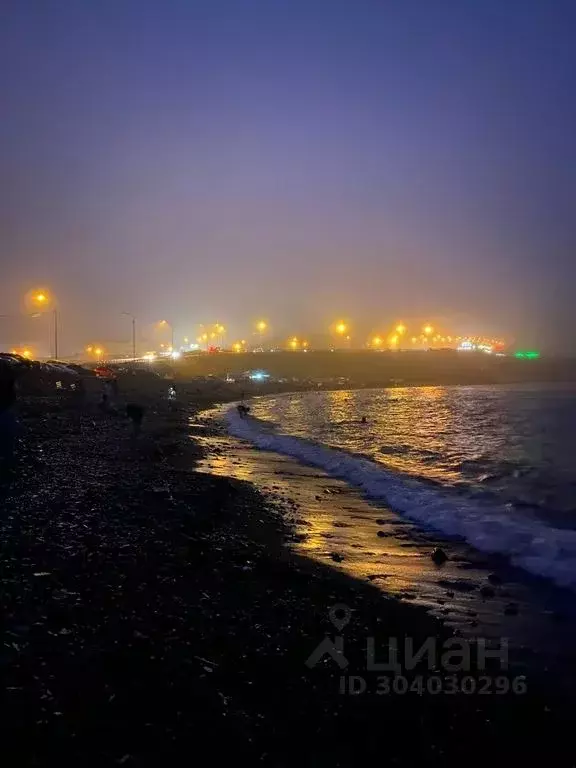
[198, 429, 525, 632]
[193, 411, 576, 663]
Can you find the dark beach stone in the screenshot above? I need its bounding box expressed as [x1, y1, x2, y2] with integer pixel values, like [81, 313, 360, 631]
[487, 573, 502, 585]
[330, 552, 344, 563]
[431, 547, 448, 565]
[504, 602, 519, 616]
[480, 585, 496, 599]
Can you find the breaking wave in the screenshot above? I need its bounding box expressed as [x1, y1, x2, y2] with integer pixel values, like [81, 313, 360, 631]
[226, 406, 576, 590]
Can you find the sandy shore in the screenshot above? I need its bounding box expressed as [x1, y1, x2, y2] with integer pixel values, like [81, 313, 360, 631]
[1, 386, 575, 766]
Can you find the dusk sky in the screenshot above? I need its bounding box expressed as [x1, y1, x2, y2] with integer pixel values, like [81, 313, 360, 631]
[1, 0, 575, 354]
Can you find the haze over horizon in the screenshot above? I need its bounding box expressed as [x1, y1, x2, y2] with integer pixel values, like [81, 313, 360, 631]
[1, 0, 575, 354]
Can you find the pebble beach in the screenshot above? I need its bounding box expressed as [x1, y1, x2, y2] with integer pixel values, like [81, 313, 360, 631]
[1, 381, 574, 766]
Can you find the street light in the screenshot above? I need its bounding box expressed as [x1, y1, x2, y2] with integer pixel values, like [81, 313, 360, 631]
[333, 321, 350, 349]
[215, 323, 226, 347]
[121, 312, 137, 359]
[31, 289, 59, 359]
[158, 320, 174, 350]
[423, 324, 433, 336]
[256, 320, 267, 349]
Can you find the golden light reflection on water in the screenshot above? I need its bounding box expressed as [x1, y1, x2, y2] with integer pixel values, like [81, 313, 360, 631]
[247, 385, 514, 485]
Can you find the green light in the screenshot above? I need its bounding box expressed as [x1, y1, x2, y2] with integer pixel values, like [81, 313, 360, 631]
[515, 350, 540, 359]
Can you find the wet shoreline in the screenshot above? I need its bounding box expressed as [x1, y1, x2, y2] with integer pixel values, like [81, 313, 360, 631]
[1, 388, 575, 765]
[197, 404, 576, 674]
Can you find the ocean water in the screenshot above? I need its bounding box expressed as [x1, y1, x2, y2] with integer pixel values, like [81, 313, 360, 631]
[226, 384, 576, 589]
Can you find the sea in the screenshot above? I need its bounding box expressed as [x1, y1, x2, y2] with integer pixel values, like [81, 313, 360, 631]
[196, 383, 576, 663]
[224, 384, 576, 589]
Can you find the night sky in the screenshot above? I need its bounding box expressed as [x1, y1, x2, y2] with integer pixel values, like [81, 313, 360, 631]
[1, 0, 575, 354]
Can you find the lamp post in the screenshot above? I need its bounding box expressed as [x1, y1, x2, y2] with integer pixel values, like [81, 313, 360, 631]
[215, 323, 226, 348]
[121, 313, 137, 359]
[334, 321, 350, 349]
[256, 320, 267, 349]
[53, 309, 58, 360]
[29, 290, 59, 359]
[158, 320, 174, 351]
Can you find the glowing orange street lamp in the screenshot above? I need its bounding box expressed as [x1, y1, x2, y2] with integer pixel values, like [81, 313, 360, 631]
[30, 289, 59, 359]
[423, 324, 433, 336]
[396, 323, 406, 335]
[255, 320, 267, 348]
[158, 320, 174, 349]
[214, 323, 226, 346]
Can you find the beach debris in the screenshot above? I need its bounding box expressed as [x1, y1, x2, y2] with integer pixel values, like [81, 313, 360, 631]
[480, 585, 496, 599]
[330, 552, 344, 562]
[430, 547, 448, 565]
[487, 573, 502, 585]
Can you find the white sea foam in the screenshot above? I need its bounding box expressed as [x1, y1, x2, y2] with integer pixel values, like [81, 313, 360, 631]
[226, 407, 576, 590]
